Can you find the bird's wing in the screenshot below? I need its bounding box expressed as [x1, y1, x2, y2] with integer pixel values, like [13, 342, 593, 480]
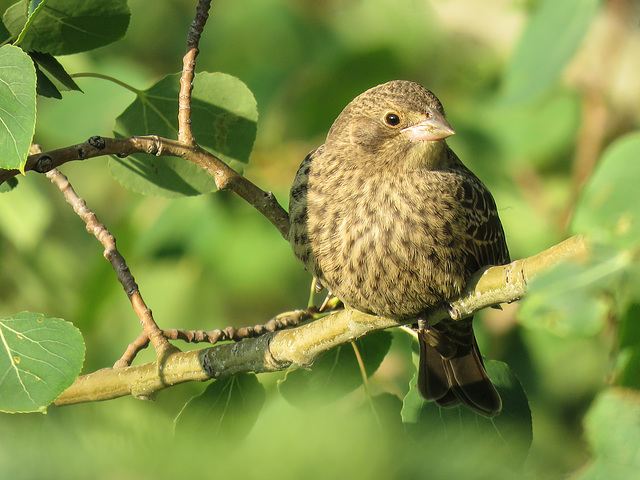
[455, 168, 510, 273]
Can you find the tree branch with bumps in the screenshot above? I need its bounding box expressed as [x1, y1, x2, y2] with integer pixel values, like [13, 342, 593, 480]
[54, 236, 587, 406]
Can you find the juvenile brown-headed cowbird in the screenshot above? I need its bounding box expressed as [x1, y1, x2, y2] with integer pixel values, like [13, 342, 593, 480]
[289, 80, 509, 417]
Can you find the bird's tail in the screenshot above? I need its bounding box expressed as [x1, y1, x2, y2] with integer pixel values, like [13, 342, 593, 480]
[416, 324, 502, 417]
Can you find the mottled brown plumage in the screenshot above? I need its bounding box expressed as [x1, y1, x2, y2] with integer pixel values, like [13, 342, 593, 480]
[289, 80, 509, 416]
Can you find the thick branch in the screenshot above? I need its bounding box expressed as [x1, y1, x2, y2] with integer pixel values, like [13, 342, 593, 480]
[0, 136, 290, 238]
[55, 235, 587, 406]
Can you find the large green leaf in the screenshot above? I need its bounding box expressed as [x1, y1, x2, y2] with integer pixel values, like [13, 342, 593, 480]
[572, 132, 640, 248]
[111, 72, 258, 197]
[0, 44, 36, 172]
[174, 373, 266, 440]
[501, 0, 601, 104]
[3, 0, 130, 55]
[576, 388, 640, 480]
[278, 330, 392, 407]
[402, 360, 532, 471]
[0, 312, 85, 413]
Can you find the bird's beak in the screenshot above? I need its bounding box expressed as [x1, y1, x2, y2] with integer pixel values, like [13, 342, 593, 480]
[401, 108, 455, 142]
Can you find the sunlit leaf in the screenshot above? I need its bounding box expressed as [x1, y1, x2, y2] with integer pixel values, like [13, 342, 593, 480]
[10, 0, 48, 46]
[3, 0, 130, 55]
[0, 312, 85, 413]
[111, 72, 258, 197]
[501, 0, 601, 104]
[278, 330, 392, 407]
[0, 44, 36, 172]
[174, 373, 266, 440]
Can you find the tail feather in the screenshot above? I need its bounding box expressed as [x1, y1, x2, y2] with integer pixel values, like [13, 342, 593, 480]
[417, 331, 451, 402]
[416, 327, 501, 417]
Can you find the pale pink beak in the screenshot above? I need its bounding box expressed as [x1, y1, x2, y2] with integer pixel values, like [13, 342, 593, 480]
[401, 107, 455, 142]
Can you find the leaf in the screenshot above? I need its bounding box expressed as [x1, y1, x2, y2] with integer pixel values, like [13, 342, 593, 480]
[111, 72, 258, 197]
[174, 374, 266, 440]
[572, 132, 640, 248]
[278, 331, 393, 407]
[11, 0, 48, 46]
[616, 304, 640, 390]
[0, 44, 36, 172]
[33, 61, 61, 98]
[517, 255, 623, 337]
[3, 0, 130, 55]
[501, 0, 601, 104]
[0, 176, 19, 192]
[0, 312, 85, 413]
[0, 4, 10, 44]
[575, 388, 640, 480]
[402, 360, 532, 471]
[29, 51, 82, 93]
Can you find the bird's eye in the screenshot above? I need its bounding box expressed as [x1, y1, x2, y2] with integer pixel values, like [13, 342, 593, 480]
[384, 113, 401, 127]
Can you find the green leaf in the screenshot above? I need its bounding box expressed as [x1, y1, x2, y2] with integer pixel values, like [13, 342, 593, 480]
[174, 373, 266, 440]
[572, 132, 640, 248]
[11, 0, 48, 46]
[278, 331, 392, 407]
[0, 176, 19, 192]
[616, 304, 640, 389]
[29, 51, 82, 93]
[401, 360, 532, 471]
[28, 0, 46, 16]
[0, 0, 13, 43]
[33, 61, 61, 98]
[501, 0, 601, 104]
[576, 388, 640, 480]
[0, 44, 36, 172]
[517, 255, 623, 336]
[111, 72, 258, 197]
[3, 0, 130, 55]
[0, 312, 85, 413]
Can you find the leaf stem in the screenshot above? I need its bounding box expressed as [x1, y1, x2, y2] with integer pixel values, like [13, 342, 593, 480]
[351, 341, 380, 425]
[71, 72, 142, 95]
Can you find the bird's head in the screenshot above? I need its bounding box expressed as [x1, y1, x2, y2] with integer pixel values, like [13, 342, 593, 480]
[325, 80, 455, 170]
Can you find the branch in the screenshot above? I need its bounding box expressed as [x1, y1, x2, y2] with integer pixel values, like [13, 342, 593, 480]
[113, 309, 308, 368]
[0, 136, 290, 238]
[178, 0, 212, 145]
[54, 235, 587, 406]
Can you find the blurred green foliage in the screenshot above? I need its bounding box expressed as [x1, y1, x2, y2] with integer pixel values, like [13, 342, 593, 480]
[1, 0, 640, 478]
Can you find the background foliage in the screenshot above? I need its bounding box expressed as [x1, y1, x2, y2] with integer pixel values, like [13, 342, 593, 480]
[1, 0, 640, 478]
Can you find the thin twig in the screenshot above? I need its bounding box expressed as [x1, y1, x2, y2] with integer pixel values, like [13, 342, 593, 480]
[178, 0, 212, 146]
[114, 332, 151, 369]
[0, 135, 290, 238]
[113, 309, 310, 367]
[44, 167, 175, 358]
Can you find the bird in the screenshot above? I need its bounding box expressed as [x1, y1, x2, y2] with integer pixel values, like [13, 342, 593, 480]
[288, 80, 509, 417]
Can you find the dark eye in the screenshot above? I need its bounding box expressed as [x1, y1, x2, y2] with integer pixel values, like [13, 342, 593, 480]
[384, 113, 401, 126]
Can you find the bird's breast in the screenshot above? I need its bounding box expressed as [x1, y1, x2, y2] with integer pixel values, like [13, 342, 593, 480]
[300, 168, 470, 319]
